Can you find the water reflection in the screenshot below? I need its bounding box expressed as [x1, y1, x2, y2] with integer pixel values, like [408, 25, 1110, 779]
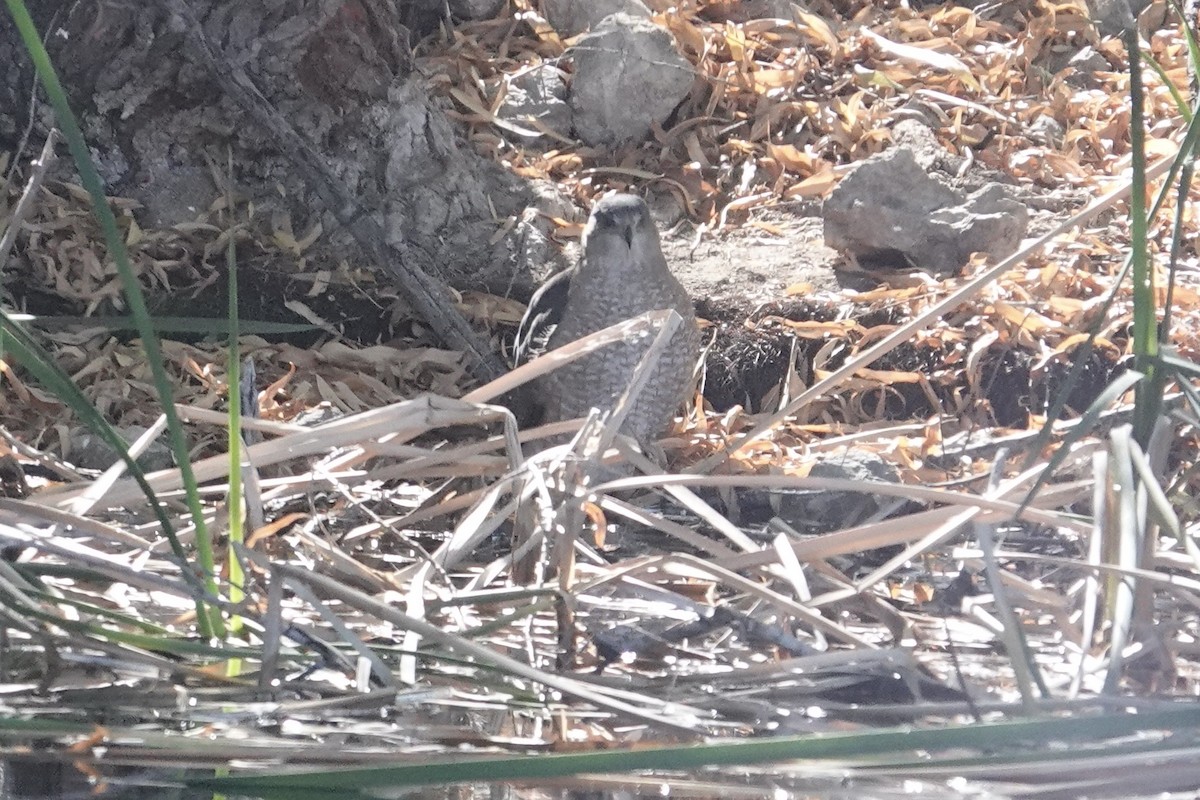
[0, 760, 184, 800]
[7, 760, 1200, 800]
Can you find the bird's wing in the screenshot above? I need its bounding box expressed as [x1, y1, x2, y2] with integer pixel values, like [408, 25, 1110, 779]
[512, 266, 575, 366]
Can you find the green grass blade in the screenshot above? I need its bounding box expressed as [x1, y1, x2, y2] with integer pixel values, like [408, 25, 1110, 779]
[188, 708, 1200, 792]
[0, 315, 195, 566]
[4, 0, 223, 637]
[224, 149, 246, 665]
[1125, 30, 1161, 447]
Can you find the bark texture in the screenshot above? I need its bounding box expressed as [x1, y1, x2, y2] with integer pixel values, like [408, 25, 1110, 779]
[1, 1, 558, 304]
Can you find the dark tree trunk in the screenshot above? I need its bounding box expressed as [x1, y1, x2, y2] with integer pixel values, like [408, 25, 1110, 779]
[1, 1, 562, 364]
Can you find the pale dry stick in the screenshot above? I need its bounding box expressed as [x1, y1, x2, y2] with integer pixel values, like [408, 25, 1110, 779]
[771, 530, 815, 606]
[912, 88, 1022, 128]
[0, 522, 204, 601]
[695, 153, 1176, 471]
[293, 528, 404, 595]
[620, 446, 762, 553]
[461, 461, 609, 594]
[955, 553, 1082, 642]
[387, 482, 495, 531]
[795, 556, 857, 595]
[260, 687, 416, 717]
[596, 474, 1091, 532]
[212, 406, 580, 514]
[800, 553, 911, 637]
[101, 738, 408, 769]
[1074, 451, 1107, 697]
[235, 544, 707, 735]
[140, 469, 365, 555]
[57, 637, 229, 683]
[805, 421, 929, 452]
[636, 552, 876, 649]
[995, 549, 1200, 597]
[370, 419, 587, 485]
[402, 476, 516, 579]
[558, 554, 854, 665]
[987, 551, 1200, 692]
[704, 647, 940, 686]
[299, 397, 519, 484]
[489, 443, 609, 587]
[1104, 426, 1138, 694]
[974, 455, 1039, 710]
[462, 309, 679, 406]
[935, 391, 1189, 467]
[382, 481, 532, 574]
[369, 449, 510, 481]
[587, 311, 683, 457]
[635, 477, 1089, 572]
[174, 405, 307, 436]
[0, 128, 57, 271]
[172, 469, 364, 497]
[0, 427, 82, 483]
[65, 415, 170, 516]
[38, 395, 505, 509]
[956, 547, 1080, 614]
[284, 580, 394, 690]
[598, 495, 741, 560]
[462, 500, 547, 592]
[323, 411, 518, 485]
[813, 461, 1075, 607]
[38, 402, 438, 507]
[388, 447, 590, 650]
[399, 473, 530, 683]
[537, 415, 604, 591]
[0, 498, 155, 550]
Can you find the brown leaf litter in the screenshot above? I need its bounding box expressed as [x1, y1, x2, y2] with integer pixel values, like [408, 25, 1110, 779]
[2, 0, 1200, 781]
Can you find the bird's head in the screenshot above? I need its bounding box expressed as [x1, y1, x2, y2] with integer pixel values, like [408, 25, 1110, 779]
[581, 194, 663, 272]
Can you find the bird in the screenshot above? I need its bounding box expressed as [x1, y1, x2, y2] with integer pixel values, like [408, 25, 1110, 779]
[514, 193, 700, 446]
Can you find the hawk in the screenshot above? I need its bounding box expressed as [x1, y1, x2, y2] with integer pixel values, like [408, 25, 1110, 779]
[515, 193, 700, 445]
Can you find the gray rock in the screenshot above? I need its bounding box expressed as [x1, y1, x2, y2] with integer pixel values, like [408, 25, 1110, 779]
[493, 182, 577, 301]
[542, 0, 652, 37]
[708, 0, 807, 23]
[568, 14, 694, 148]
[890, 118, 964, 174]
[779, 450, 902, 531]
[1065, 47, 1113, 90]
[1029, 114, 1065, 148]
[69, 426, 174, 473]
[823, 147, 1028, 272]
[497, 64, 572, 139]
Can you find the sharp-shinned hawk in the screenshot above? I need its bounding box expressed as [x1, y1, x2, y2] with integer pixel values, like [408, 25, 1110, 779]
[515, 193, 700, 445]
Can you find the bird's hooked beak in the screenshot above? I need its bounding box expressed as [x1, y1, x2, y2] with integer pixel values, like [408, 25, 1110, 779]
[583, 194, 653, 257]
[617, 220, 635, 249]
[586, 211, 637, 250]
